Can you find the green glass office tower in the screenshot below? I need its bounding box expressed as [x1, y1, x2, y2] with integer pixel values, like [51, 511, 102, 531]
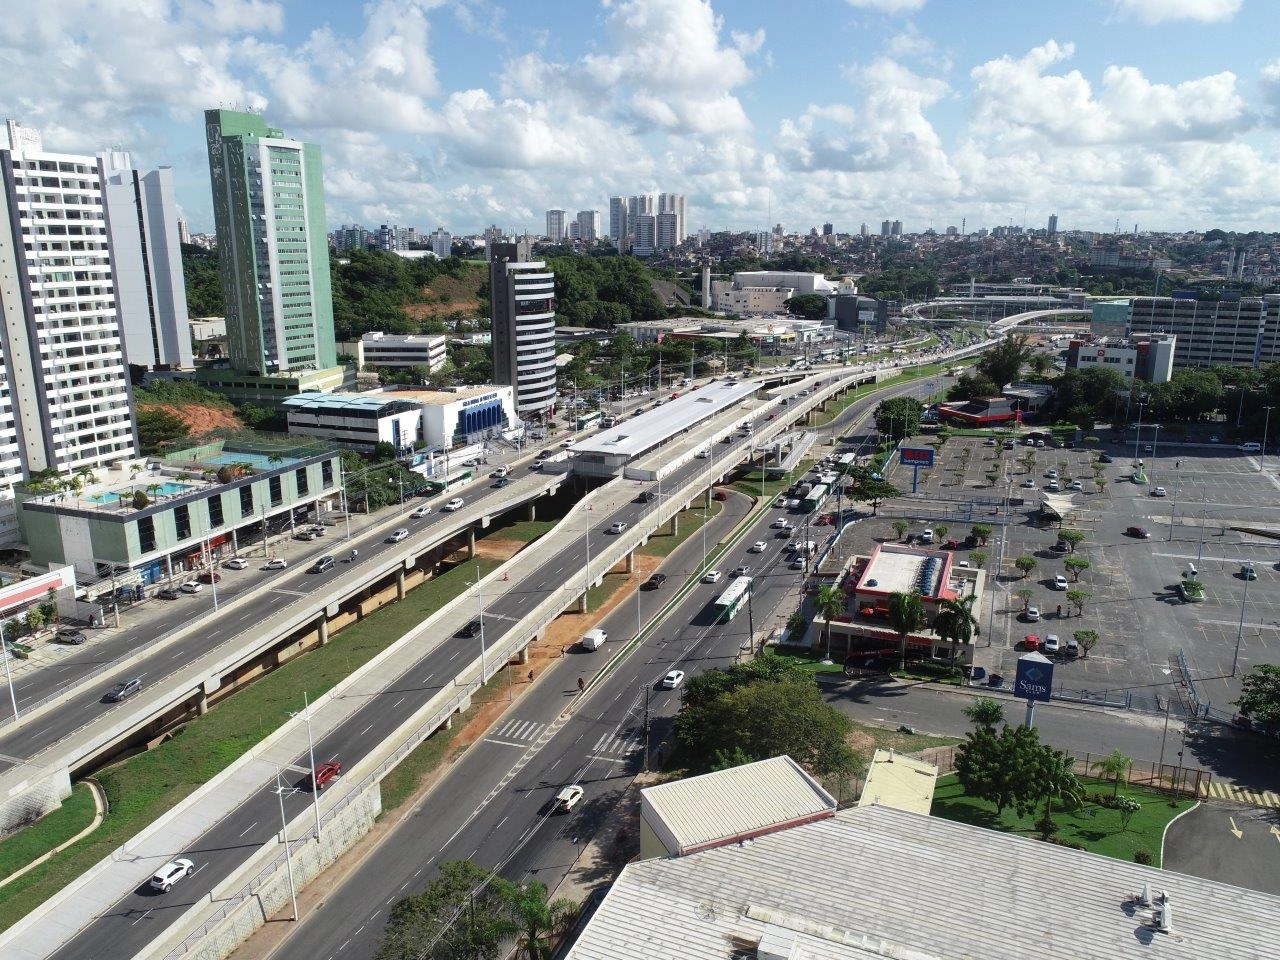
[204, 110, 336, 376]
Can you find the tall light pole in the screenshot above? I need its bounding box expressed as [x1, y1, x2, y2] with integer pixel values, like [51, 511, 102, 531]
[1260, 406, 1274, 473]
[0, 616, 17, 720]
[475, 564, 488, 682]
[1233, 572, 1251, 676]
[1133, 401, 1146, 469]
[288, 691, 323, 839]
[274, 766, 300, 921]
[1149, 424, 1161, 486]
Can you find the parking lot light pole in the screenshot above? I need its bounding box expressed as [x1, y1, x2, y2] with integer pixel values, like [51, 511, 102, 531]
[1260, 406, 1274, 473]
[1232, 573, 1252, 676]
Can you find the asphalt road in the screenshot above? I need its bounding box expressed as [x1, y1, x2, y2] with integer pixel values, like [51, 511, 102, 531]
[1164, 802, 1280, 895]
[46, 371, 887, 960]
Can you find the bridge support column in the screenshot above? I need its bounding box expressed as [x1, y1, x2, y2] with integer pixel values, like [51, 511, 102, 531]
[527, 502, 536, 521]
[396, 569, 406, 601]
[443, 714, 453, 731]
[195, 690, 208, 716]
[578, 592, 588, 614]
[467, 528, 476, 559]
[669, 512, 679, 536]
[317, 617, 330, 647]
[624, 550, 635, 574]
[515, 646, 529, 665]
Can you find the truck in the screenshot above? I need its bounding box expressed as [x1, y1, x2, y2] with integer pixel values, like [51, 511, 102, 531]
[581, 628, 607, 651]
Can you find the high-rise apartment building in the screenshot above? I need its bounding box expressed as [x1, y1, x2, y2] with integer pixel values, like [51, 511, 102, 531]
[880, 220, 891, 236]
[576, 210, 600, 243]
[0, 120, 141, 538]
[656, 212, 679, 252]
[822, 222, 834, 237]
[860, 223, 869, 237]
[632, 215, 657, 257]
[891, 220, 903, 236]
[489, 243, 557, 417]
[608, 197, 628, 245]
[100, 151, 193, 369]
[628, 194, 654, 224]
[657, 193, 685, 244]
[546, 209, 566, 244]
[1047, 214, 1059, 235]
[177, 218, 190, 245]
[204, 109, 336, 378]
[429, 227, 452, 258]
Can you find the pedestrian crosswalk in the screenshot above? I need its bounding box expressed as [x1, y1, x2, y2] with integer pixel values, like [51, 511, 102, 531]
[1203, 781, 1280, 808]
[484, 718, 643, 762]
[486, 718, 547, 747]
[588, 729, 644, 763]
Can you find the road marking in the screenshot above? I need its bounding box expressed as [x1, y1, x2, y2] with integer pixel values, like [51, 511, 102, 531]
[239, 821, 259, 837]
[420, 672, 434, 685]
[273, 588, 309, 597]
[1230, 816, 1243, 839]
[391, 697, 406, 709]
[1271, 826, 1280, 844]
[359, 723, 375, 736]
[130, 909, 153, 926]
[483, 737, 530, 749]
[587, 753, 630, 764]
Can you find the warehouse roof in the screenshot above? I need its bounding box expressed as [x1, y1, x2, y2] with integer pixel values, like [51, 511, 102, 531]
[566, 804, 1280, 960]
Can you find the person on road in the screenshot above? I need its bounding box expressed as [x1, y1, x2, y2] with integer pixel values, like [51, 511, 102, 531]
[577, 676, 585, 694]
[349, 548, 358, 562]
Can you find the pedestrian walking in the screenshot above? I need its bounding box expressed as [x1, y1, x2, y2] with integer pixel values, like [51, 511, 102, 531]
[577, 676, 586, 694]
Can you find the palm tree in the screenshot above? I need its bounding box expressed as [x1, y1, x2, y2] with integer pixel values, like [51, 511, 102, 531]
[1091, 748, 1132, 797]
[887, 590, 925, 671]
[934, 594, 980, 676]
[503, 880, 578, 960]
[815, 585, 845, 660]
[1036, 748, 1084, 840]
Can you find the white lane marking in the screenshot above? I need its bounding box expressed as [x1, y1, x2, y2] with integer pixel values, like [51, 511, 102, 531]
[483, 737, 530, 749]
[238, 821, 259, 838]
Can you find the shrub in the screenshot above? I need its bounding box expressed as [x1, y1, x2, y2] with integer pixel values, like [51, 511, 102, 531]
[1044, 836, 1086, 851]
[1133, 849, 1153, 865]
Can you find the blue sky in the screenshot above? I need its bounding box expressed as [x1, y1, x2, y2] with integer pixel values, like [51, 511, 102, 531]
[2, 0, 1277, 235]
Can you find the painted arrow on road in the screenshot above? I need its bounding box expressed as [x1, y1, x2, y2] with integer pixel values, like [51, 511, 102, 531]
[1271, 825, 1280, 844]
[1230, 817, 1243, 839]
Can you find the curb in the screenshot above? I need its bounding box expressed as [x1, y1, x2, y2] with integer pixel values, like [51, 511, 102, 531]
[1159, 797, 1202, 869]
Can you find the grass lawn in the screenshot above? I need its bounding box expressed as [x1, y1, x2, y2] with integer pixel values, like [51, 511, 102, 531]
[768, 648, 845, 676]
[727, 459, 812, 500]
[850, 720, 958, 756]
[0, 556, 500, 932]
[0, 783, 97, 883]
[931, 774, 1194, 866]
[637, 502, 721, 559]
[487, 518, 559, 543]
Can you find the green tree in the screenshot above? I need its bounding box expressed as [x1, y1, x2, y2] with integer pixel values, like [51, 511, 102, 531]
[494, 879, 578, 960]
[968, 551, 987, 569]
[1034, 747, 1084, 840]
[815, 585, 845, 659]
[135, 407, 190, 455]
[955, 724, 1043, 816]
[1234, 663, 1280, 725]
[1091, 748, 1133, 798]
[850, 477, 900, 514]
[933, 594, 979, 675]
[976, 333, 1034, 388]
[376, 860, 515, 960]
[947, 372, 1000, 402]
[1015, 588, 1034, 611]
[892, 519, 909, 541]
[1063, 556, 1090, 581]
[970, 524, 993, 545]
[1072, 629, 1099, 658]
[1014, 555, 1037, 578]
[887, 590, 925, 670]
[1065, 589, 1090, 616]
[784, 293, 829, 322]
[962, 696, 1005, 732]
[875, 396, 924, 439]
[1057, 529, 1086, 553]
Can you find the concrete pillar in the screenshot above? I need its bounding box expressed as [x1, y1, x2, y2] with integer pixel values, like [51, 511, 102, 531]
[317, 617, 330, 647]
[443, 715, 453, 730]
[624, 550, 635, 574]
[578, 592, 588, 614]
[467, 528, 476, 559]
[515, 646, 529, 665]
[526, 502, 536, 521]
[704, 488, 712, 509]
[669, 512, 679, 536]
[195, 690, 208, 716]
[396, 570, 406, 600]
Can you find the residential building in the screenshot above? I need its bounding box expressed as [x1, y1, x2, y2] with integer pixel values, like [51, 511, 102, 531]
[627, 193, 654, 223]
[1048, 213, 1059, 235]
[345, 331, 447, 372]
[203, 109, 337, 378]
[657, 192, 685, 243]
[575, 209, 599, 243]
[489, 243, 557, 417]
[100, 151, 193, 369]
[860, 222, 869, 237]
[566, 798, 1278, 960]
[428, 227, 451, 259]
[608, 196, 627, 245]
[891, 219, 903, 236]
[631, 214, 657, 257]
[177, 219, 190, 245]
[822, 221, 834, 236]
[1124, 294, 1280, 368]
[545, 209, 566, 244]
[881, 220, 891, 236]
[1066, 332, 1176, 383]
[0, 120, 138, 542]
[331, 224, 372, 251]
[655, 212, 679, 252]
[16, 440, 341, 584]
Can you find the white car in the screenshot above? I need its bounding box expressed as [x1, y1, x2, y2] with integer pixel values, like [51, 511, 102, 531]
[1045, 481, 1060, 492]
[386, 528, 409, 543]
[1025, 606, 1041, 623]
[1045, 469, 1058, 479]
[442, 498, 464, 512]
[554, 784, 584, 813]
[1069, 480, 1084, 491]
[608, 521, 628, 534]
[702, 570, 723, 583]
[661, 669, 686, 689]
[263, 557, 288, 570]
[1151, 486, 1167, 497]
[222, 557, 249, 570]
[1043, 634, 1062, 655]
[1021, 478, 1036, 488]
[149, 858, 195, 893]
[751, 540, 767, 553]
[1052, 574, 1069, 590]
[410, 505, 431, 518]
[790, 557, 805, 570]
[771, 518, 789, 528]
[179, 581, 203, 594]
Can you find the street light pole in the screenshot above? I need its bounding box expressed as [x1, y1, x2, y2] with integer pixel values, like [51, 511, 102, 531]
[1260, 406, 1274, 473]
[1133, 402, 1145, 469]
[1232, 572, 1251, 677]
[476, 564, 487, 682]
[0, 616, 18, 719]
[289, 691, 323, 840]
[274, 766, 300, 921]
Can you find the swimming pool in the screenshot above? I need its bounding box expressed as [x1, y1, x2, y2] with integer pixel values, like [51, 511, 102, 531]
[86, 481, 193, 504]
[199, 452, 298, 470]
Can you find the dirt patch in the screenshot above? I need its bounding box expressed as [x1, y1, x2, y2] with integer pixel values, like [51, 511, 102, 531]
[233, 539, 657, 959]
[142, 402, 242, 434]
[846, 728, 878, 757]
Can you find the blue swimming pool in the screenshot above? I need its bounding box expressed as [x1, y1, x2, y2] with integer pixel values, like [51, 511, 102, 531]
[87, 481, 193, 504]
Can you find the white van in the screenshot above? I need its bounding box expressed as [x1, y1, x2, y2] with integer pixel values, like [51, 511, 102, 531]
[1239, 441, 1262, 452]
[581, 628, 607, 651]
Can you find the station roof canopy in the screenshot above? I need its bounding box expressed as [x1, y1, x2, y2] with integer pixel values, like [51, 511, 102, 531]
[568, 379, 760, 461]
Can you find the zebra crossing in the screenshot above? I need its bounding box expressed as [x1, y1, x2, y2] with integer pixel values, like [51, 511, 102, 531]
[485, 718, 547, 748]
[587, 728, 644, 764]
[1202, 780, 1280, 809]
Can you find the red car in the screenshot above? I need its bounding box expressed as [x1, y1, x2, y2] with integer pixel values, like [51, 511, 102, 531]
[713, 490, 728, 501]
[197, 571, 222, 584]
[310, 760, 342, 791]
[1022, 635, 1041, 652]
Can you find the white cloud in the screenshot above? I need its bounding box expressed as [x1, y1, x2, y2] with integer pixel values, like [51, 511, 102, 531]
[1114, 0, 1241, 25]
[844, 0, 927, 13]
[969, 41, 1252, 145]
[732, 28, 767, 55]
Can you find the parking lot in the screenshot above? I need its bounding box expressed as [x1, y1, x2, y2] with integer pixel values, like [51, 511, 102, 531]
[880, 432, 1280, 714]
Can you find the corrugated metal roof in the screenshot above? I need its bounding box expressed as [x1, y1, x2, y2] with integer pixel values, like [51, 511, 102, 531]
[640, 755, 837, 855]
[567, 804, 1280, 960]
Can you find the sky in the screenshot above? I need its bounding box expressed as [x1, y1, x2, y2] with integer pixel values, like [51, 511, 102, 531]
[3, 0, 1279, 237]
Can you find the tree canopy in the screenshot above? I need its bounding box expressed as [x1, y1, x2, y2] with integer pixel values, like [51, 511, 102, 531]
[975, 334, 1034, 389]
[549, 255, 666, 328]
[1235, 663, 1280, 725]
[875, 396, 924, 438]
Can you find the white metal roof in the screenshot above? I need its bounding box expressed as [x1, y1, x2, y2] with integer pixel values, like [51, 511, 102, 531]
[639, 755, 836, 856]
[569, 379, 761, 460]
[566, 804, 1280, 960]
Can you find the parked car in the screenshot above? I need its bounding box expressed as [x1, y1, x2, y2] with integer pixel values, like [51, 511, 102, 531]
[1239, 442, 1261, 452]
[1241, 563, 1258, 581]
[702, 570, 722, 583]
[1024, 606, 1041, 623]
[310, 555, 336, 574]
[1021, 478, 1036, 488]
[1125, 526, 1151, 539]
[1151, 486, 1167, 498]
[223, 557, 249, 570]
[608, 521, 628, 534]
[1022, 634, 1041, 652]
[56, 629, 87, 645]
[1043, 634, 1062, 655]
[263, 557, 288, 569]
[1045, 481, 1061, 492]
[105, 677, 143, 702]
[554, 784, 584, 813]
[661, 669, 686, 689]
[442, 498, 464, 512]
[790, 557, 806, 570]
[1069, 480, 1084, 491]
[712, 490, 728, 501]
[149, 858, 195, 893]
[1045, 469, 1058, 479]
[1065, 636, 1081, 657]
[457, 618, 483, 638]
[179, 581, 203, 594]
[309, 760, 342, 791]
[642, 573, 667, 590]
[1098, 453, 1114, 463]
[1052, 575, 1069, 590]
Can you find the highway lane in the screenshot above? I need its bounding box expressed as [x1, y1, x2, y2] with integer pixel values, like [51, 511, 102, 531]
[263, 380, 922, 960]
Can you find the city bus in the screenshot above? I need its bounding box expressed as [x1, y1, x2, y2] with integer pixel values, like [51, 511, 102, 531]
[575, 410, 603, 431]
[802, 483, 829, 513]
[425, 468, 474, 494]
[836, 453, 856, 473]
[712, 576, 753, 623]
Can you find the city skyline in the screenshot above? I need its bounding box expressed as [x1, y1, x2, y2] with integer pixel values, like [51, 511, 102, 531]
[1, 1, 1277, 236]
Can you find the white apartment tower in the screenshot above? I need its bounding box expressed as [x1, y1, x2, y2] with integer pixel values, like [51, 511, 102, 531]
[546, 209, 567, 244]
[429, 227, 452, 258]
[658, 192, 685, 243]
[632, 215, 657, 257]
[576, 210, 600, 243]
[100, 151, 193, 369]
[0, 120, 139, 538]
[656, 212, 679, 252]
[489, 243, 557, 416]
[608, 197, 628, 246]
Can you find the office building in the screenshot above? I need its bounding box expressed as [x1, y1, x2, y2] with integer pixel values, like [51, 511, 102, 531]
[100, 152, 194, 369]
[429, 227, 451, 259]
[1066, 332, 1175, 383]
[608, 196, 627, 244]
[880, 220, 891, 236]
[1121, 294, 1280, 369]
[575, 210, 599, 243]
[545, 209, 566, 244]
[489, 243, 556, 417]
[1048, 213, 1059, 235]
[343, 332, 447, 372]
[203, 109, 337, 379]
[0, 120, 139, 541]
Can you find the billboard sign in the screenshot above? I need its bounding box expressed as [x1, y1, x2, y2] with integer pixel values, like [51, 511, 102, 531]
[1015, 653, 1054, 703]
[899, 447, 935, 468]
